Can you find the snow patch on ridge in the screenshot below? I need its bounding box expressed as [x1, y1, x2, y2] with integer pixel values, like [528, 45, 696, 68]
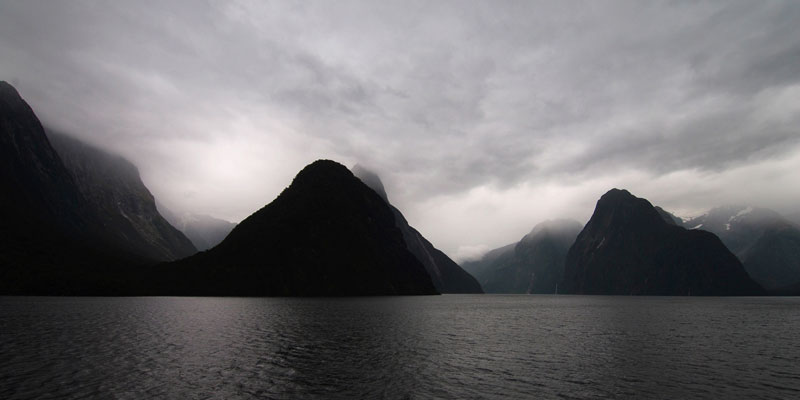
[728, 206, 754, 222]
[735, 206, 754, 218]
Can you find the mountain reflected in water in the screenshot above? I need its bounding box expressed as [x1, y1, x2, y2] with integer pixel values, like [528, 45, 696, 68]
[2, 295, 799, 399]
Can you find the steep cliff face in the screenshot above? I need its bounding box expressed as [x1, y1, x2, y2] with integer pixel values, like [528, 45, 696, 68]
[0, 81, 146, 294]
[160, 160, 438, 296]
[390, 208, 483, 293]
[352, 165, 483, 293]
[561, 189, 763, 296]
[48, 132, 196, 261]
[684, 206, 800, 291]
[0, 81, 86, 232]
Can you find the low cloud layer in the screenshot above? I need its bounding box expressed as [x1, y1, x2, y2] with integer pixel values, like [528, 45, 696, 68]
[2, 1, 799, 257]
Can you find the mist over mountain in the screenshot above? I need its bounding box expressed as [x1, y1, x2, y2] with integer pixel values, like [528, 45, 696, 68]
[463, 219, 582, 294]
[3, 1, 800, 262]
[789, 213, 800, 228]
[157, 203, 235, 251]
[684, 206, 800, 291]
[0, 79, 792, 297]
[160, 160, 438, 296]
[48, 131, 196, 261]
[0, 81, 148, 294]
[460, 244, 515, 278]
[350, 165, 389, 202]
[684, 206, 785, 253]
[4, 4, 800, 397]
[351, 165, 483, 293]
[0, 81, 87, 234]
[561, 189, 763, 296]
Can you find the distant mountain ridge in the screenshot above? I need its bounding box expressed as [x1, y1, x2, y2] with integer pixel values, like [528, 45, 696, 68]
[461, 244, 515, 278]
[462, 220, 581, 294]
[351, 165, 483, 293]
[160, 160, 438, 296]
[157, 204, 235, 251]
[561, 189, 763, 296]
[684, 206, 800, 291]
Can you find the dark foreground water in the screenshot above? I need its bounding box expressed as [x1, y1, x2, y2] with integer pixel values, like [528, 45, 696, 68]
[1, 295, 799, 399]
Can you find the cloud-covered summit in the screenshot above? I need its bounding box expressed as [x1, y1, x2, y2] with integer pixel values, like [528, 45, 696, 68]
[2, 1, 799, 256]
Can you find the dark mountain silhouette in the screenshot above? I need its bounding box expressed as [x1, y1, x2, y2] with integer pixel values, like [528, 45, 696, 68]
[0, 81, 148, 294]
[465, 220, 582, 294]
[0, 82, 85, 232]
[655, 206, 682, 226]
[561, 189, 764, 295]
[351, 165, 483, 293]
[684, 206, 800, 291]
[772, 280, 800, 296]
[48, 132, 196, 261]
[159, 160, 438, 296]
[157, 204, 236, 251]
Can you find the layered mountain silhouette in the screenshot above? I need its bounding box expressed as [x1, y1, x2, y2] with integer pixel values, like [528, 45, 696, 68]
[157, 204, 235, 251]
[0, 80, 788, 297]
[351, 165, 483, 293]
[159, 160, 438, 296]
[48, 131, 196, 261]
[0, 81, 201, 294]
[0, 81, 146, 294]
[561, 189, 764, 295]
[462, 220, 581, 293]
[0, 82, 86, 235]
[684, 206, 800, 292]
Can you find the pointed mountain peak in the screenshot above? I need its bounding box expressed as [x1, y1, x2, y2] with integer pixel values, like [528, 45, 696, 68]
[562, 189, 764, 295]
[351, 163, 389, 202]
[521, 219, 583, 243]
[0, 80, 20, 96]
[589, 188, 665, 231]
[166, 158, 437, 296]
[1, 80, 38, 120]
[292, 159, 354, 184]
[599, 188, 634, 201]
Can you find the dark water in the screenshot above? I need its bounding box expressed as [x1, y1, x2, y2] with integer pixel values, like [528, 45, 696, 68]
[1, 295, 799, 399]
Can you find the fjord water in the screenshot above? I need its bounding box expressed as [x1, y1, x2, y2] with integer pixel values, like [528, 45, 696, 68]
[1, 296, 798, 399]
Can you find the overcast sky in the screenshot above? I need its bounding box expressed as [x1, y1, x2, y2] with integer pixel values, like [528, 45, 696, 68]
[2, 0, 799, 260]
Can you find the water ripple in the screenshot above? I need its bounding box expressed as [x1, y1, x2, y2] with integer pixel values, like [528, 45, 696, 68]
[1, 295, 799, 399]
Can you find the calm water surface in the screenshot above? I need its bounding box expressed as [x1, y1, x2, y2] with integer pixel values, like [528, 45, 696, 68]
[1, 295, 799, 399]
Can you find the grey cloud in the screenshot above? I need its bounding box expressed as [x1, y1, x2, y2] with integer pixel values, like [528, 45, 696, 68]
[1, 0, 799, 253]
[688, 2, 800, 95]
[553, 99, 800, 178]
